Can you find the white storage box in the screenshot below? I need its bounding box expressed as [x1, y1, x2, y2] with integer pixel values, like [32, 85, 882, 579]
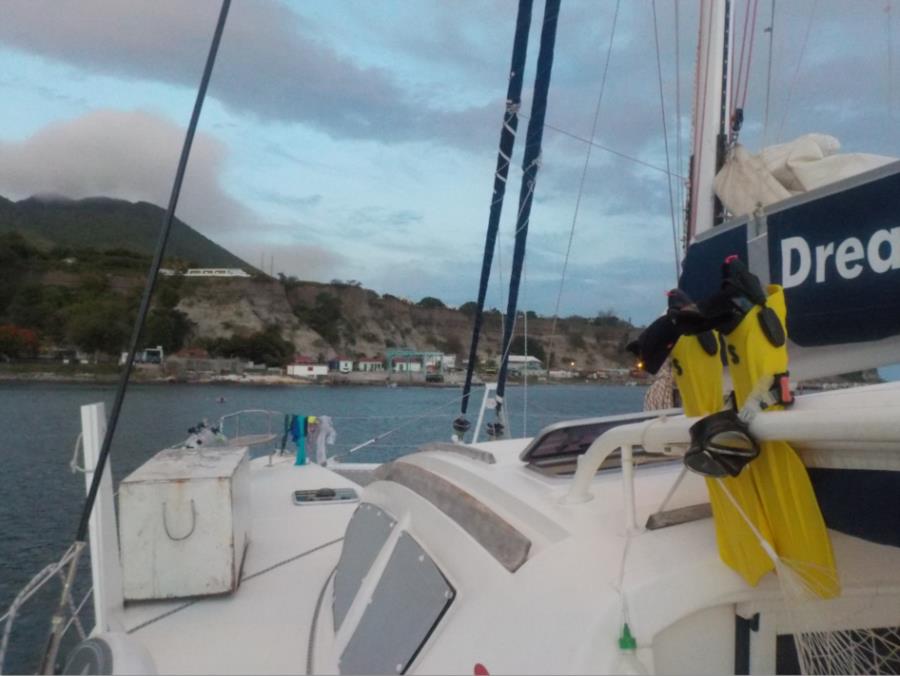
[118, 446, 250, 601]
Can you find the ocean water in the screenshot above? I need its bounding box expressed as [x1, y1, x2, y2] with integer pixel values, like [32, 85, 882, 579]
[0, 381, 645, 673]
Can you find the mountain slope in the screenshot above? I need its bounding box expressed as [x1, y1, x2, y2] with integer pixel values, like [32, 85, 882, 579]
[0, 195, 253, 270]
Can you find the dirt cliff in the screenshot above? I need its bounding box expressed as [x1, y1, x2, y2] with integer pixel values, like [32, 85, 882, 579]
[175, 277, 636, 369]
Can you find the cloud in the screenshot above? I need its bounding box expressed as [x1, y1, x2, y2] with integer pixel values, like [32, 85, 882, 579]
[257, 191, 323, 210]
[0, 108, 253, 233]
[0, 1, 500, 148]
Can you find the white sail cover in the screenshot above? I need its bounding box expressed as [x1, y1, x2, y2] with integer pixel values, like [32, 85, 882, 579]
[715, 134, 897, 217]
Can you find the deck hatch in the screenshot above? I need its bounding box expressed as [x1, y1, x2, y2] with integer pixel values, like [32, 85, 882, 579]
[339, 532, 454, 675]
[332, 504, 395, 631]
[376, 461, 531, 572]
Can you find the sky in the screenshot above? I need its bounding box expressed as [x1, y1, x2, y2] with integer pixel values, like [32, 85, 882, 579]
[0, 0, 898, 327]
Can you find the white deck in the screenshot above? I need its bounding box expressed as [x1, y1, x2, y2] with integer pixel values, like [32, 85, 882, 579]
[117, 457, 359, 675]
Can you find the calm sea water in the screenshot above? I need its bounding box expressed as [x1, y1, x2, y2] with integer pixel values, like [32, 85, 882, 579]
[0, 381, 645, 672]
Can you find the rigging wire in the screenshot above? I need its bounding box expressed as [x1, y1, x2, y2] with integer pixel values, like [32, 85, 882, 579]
[731, 0, 754, 125]
[888, 0, 896, 122]
[776, 0, 818, 143]
[520, 113, 684, 179]
[762, 0, 777, 146]
[545, 0, 621, 385]
[75, 0, 231, 543]
[738, 0, 761, 113]
[687, 0, 716, 242]
[730, 0, 761, 129]
[674, 0, 686, 244]
[651, 0, 682, 283]
[522, 268, 528, 437]
[458, 0, 533, 418]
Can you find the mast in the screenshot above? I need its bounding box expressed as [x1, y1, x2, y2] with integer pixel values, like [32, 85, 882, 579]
[494, 0, 562, 423]
[457, 0, 534, 425]
[688, 0, 733, 241]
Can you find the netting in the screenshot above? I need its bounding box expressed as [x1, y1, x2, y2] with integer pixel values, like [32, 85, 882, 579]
[775, 556, 900, 675]
[717, 478, 900, 675]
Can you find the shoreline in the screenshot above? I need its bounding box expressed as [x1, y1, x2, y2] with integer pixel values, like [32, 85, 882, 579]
[0, 369, 647, 388]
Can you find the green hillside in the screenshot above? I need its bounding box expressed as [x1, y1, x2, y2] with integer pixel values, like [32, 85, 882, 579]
[0, 195, 252, 270]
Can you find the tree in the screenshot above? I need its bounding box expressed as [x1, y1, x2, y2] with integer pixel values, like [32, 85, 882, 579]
[0, 233, 39, 317]
[65, 299, 131, 356]
[8, 284, 46, 329]
[154, 276, 183, 310]
[593, 309, 625, 328]
[295, 292, 343, 346]
[458, 301, 478, 317]
[208, 325, 295, 366]
[417, 296, 446, 309]
[0, 324, 39, 359]
[143, 308, 191, 354]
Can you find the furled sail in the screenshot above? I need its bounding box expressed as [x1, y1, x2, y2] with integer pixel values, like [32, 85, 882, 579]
[715, 134, 896, 217]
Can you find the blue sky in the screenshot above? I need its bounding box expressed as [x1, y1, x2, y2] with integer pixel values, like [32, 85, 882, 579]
[0, 0, 898, 333]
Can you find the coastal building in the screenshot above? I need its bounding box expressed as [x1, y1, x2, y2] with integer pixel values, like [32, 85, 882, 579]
[183, 268, 251, 278]
[392, 357, 422, 373]
[287, 356, 328, 379]
[356, 357, 384, 372]
[386, 348, 444, 373]
[328, 357, 354, 374]
[118, 345, 165, 366]
[507, 355, 544, 373]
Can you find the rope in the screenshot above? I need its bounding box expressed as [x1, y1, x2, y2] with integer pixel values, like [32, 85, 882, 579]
[0, 544, 81, 673]
[776, 0, 818, 143]
[127, 538, 344, 635]
[69, 433, 85, 474]
[60, 588, 92, 641]
[545, 0, 621, 384]
[331, 392, 470, 460]
[306, 567, 337, 675]
[651, 0, 682, 282]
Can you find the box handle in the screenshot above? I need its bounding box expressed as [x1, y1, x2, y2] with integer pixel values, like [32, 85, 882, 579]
[162, 499, 196, 541]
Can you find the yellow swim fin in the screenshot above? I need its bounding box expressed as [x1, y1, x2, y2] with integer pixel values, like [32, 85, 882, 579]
[723, 285, 839, 598]
[671, 333, 776, 587]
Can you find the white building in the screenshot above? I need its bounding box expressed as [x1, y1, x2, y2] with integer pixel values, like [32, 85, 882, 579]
[329, 358, 353, 374]
[287, 363, 328, 378]
[183, 269, 251, 278]
[392, 358, 422, 373]
[356, 359, 384, 372]
[440, 354, 457, 370]
[507, 355, 544, 373]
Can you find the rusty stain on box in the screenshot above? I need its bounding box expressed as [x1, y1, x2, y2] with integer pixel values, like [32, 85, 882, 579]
[118, 446, 250, 601]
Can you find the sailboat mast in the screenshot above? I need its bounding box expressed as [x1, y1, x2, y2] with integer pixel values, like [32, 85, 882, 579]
[495, 0, 561, 409]
[688, 0, 733, 242]
[458, 0, 534, 419]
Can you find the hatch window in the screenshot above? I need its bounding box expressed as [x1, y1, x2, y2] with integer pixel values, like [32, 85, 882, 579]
[332, 504, 395, 631]
[521, 414, 679, 477]
[339, 532, 454, 675]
